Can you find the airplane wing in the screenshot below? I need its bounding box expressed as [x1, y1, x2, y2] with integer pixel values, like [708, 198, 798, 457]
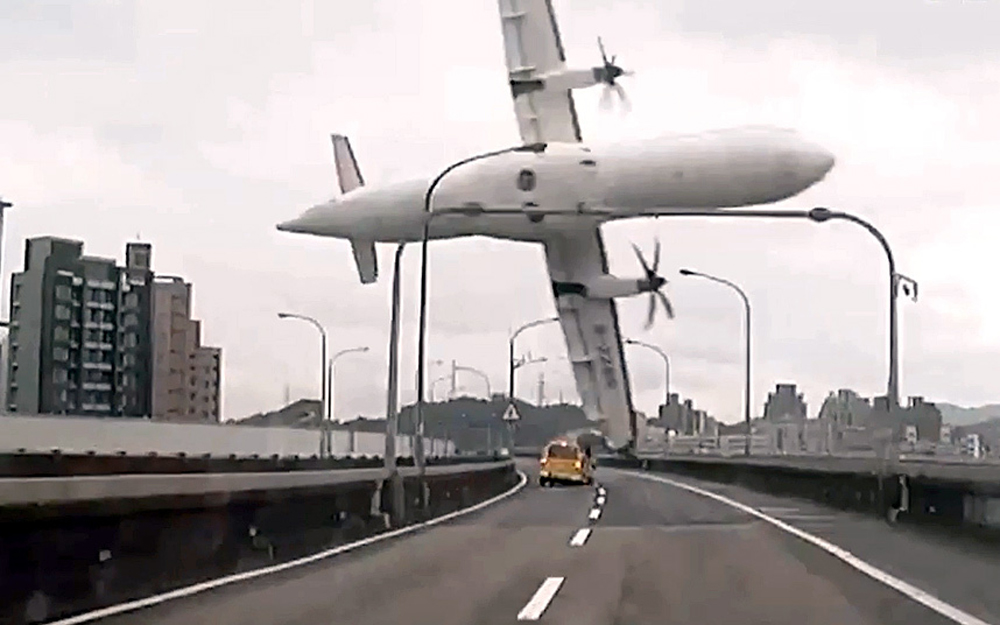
[543, 227, 636, 451]
[498, 0, 583, 143]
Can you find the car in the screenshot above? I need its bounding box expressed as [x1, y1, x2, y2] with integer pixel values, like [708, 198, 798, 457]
[539, 439, 593, 487]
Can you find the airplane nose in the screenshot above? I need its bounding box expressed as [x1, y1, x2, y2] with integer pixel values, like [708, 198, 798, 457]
[804, 144, 836, 180]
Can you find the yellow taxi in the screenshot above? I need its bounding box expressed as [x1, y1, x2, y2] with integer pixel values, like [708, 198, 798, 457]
[539, 438, 593, 487]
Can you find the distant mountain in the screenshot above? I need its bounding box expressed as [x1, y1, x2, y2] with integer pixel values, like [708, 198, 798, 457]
[235, 396, 595, 451]
[936, 402, 1000, 426]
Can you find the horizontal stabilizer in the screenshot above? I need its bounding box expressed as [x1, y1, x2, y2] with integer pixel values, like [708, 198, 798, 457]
[331, 134, 365, 194]
[351, 239, 378, 284]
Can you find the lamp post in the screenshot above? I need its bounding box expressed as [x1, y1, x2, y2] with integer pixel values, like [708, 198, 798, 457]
[329, 346, 370, 422]
[278, 311, 328, 457]
[417, 205, 912, 455]
[509, 317, 559, 401]
[679, 269, 752, 456]
[624, 338, 670, 409]
[806, 207, 914, 411]
[414, 143, 547, 493]
[454, 365, 492, 398]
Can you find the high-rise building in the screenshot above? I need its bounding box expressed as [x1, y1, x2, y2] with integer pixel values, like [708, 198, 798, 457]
[5, 237, 153, 416]
[151, 276, 221, 422]
[763, 383, 807, 422]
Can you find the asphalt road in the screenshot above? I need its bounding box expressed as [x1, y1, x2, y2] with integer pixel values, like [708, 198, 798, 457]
[91, 461, 999, 625]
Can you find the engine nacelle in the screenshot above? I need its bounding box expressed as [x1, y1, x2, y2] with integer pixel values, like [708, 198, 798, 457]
[551, 275, 653, 300]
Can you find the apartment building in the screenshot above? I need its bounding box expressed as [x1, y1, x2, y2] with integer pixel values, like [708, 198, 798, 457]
[151, 276, 221, 422]
[5, 237, 153, 416]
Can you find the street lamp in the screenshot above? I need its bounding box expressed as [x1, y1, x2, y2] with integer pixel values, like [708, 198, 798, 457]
[509, 317, 559, 401]
[278, 311, 329, 457]
[624, 338, 670, 409]
[679, 268, 752, 456]
[329, 346, 370, 422]
[806, 207, 915, 410]
[416, 204, 912, 455]
[454, 364, 492, 398]
[414, 142, 547, 484]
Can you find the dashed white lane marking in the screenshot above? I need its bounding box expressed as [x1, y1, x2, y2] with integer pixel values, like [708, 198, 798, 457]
[49, 471, 530, 625]
[588, 507, 602, 521]
[596, 495, 606, 506]
[625, 470, 993, 625]
[569, 528, 591, 547]
[517, 577, 565, 621]
[597, 486, 606, 496]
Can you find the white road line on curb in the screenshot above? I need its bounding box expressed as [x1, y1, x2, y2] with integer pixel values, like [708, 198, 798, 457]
[596, 495, 606, 506]
[569, 528, 591, 547]
[517, 577, 565, 621]
[50, 471, 530, 625]
[588, 507, 602, 521]
[623, 470, 994, 625]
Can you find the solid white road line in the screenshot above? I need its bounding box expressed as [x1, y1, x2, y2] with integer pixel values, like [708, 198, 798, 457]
[569, 528, 592, 547]
[624, 470, 993, 625]
[588, 507, 602, 521]
[517, 577, 565, 621]
[50, 470, 530, 625]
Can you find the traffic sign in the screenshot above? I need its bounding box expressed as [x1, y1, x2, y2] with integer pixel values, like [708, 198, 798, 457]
[502, 403, 521, 422]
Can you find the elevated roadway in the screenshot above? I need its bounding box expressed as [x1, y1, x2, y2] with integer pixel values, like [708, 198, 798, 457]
[81, 459, 1000, 625]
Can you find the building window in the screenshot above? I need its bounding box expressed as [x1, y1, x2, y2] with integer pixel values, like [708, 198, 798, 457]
[55, 305, 71, 320]
[125, 293, 138, 308]
[53, 347, 69, 362]
[124, 313, 138, 327]
[124, 333, 137, 348]
[55, 285, 72, 301]
[52, 368, 68, 383]
[53, 326, 70, 342]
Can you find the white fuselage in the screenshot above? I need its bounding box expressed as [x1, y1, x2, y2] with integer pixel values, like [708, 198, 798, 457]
[277, 125, 835, 244]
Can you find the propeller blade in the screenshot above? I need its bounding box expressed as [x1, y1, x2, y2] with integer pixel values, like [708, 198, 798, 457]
[652, 238, 661, 273]
[645, 293, 656, 329]
[631, 242, 652, 277]
[598, 37, 608, 64]
[657, 290, 675, 320]
[612, 83, 631, 113]
[600, 84, 614, 110]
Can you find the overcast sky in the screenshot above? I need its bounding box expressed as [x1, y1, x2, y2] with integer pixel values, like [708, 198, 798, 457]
[2, 0, 998, 423]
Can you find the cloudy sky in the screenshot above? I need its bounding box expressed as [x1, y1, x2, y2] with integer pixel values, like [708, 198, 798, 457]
[2, 0, 998, 423]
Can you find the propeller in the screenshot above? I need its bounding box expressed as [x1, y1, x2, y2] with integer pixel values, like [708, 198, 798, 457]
[631, 239, 675, 329]
[597, 37, 633, 113]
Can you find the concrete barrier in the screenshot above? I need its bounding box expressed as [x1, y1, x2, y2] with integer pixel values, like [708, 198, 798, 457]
[0, 460, 516, 624]
[0, 414, 455, 459]
[601, 454, 1000, 535]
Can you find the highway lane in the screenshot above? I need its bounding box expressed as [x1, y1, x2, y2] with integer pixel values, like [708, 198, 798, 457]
[90, 460, 987, 625]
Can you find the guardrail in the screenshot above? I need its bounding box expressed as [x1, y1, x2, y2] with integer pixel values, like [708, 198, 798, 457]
[0, 451, 501, 478]
[1, 459, 517, 625]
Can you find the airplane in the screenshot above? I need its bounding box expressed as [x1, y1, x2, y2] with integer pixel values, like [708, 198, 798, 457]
[276, 0, 836, 454]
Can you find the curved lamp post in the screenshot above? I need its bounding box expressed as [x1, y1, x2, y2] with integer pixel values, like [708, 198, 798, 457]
[278, 311, 329, 457]
[415, 204, 913, 455]
[624, 338, 670, 409]
[678, 269, 752, 455]
[414, 142, 547, 486]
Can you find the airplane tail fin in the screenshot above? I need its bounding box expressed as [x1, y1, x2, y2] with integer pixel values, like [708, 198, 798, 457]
[331, 134, 377, 284]
[331, 134, 365, 194]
